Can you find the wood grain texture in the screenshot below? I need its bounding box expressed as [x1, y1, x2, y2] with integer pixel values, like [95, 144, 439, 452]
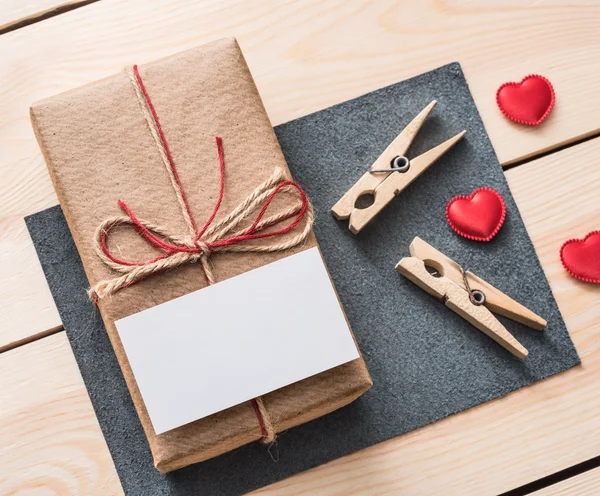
[2, 138, 598, 495]
[0, 0, 599, 349]
[0, 0, 98, 34]
[0, 332, 122, 495]
[530, 467, 600, 496]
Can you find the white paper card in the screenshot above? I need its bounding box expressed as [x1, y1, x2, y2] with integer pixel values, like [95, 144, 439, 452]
[115, 247, 360, 434]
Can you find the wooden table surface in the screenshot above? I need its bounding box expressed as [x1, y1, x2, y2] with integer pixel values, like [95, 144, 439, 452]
[1, 1, 599, 494]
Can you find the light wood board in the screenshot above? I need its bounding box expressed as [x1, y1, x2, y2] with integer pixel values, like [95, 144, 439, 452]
[530, 467, 600, 496]
[3, 137, 598, 495]
[0, 332, 122, 495]
[1, 0, 600, 350]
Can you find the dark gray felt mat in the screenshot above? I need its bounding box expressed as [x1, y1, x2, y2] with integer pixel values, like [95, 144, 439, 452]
[26, 63, 580, 496]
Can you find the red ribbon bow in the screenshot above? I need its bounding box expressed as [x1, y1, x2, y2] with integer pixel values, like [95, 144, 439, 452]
[91, 139, 312, 300]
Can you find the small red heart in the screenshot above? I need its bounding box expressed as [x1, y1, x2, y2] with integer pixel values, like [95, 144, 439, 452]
[496, 75, 555, 126]
[560, 231, 600, 284]
[446, 188, 506, 242]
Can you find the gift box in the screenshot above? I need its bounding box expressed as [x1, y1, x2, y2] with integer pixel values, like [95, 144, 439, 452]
[29, 38, 371, 473]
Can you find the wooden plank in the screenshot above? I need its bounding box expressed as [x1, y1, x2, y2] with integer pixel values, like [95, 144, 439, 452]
[0, 0, 599, 349]
[0, 332, 122, 495]
[0, 1, 97, 34]
[2, 138, 598, 494]
[530, 467, 600, 496]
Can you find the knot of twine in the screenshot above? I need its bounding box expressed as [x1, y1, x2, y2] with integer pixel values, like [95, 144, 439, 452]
[90, 161, 312, 301]
[89, 65, 314, 443]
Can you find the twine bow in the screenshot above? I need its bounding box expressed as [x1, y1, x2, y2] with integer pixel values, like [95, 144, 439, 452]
[90, 161, 313, 300]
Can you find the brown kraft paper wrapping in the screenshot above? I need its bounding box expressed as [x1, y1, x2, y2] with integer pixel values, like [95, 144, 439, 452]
[30, 38, 372, 473]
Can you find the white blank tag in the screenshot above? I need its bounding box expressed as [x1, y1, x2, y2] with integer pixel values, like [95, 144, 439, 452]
[115, 247, 360, 434]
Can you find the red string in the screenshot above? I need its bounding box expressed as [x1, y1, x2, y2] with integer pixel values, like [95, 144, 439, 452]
[196, 136, 225, 240]
[251, 399, 268, 441]
[132, 65, 199, 235]
[103, 165, 308, 266]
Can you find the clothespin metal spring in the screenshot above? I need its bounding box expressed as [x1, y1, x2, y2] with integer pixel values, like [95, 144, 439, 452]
[460, 266, 486, 306]
[427, 261, 487, 307]
[371, 155, 411, 173]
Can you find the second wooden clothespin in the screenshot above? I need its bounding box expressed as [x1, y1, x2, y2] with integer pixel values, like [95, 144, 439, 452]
[331, 101, 466, 234]
[396, 237, 547, 358]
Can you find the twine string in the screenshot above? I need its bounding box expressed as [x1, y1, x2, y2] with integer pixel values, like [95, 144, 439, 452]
[89, 65, 314, 443]
[91, 166, 311, 298]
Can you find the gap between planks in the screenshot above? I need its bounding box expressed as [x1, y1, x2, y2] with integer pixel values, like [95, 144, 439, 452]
[0, 324, 62, 353]
[500, 456, 600, 496]
[504, 128, 600, 171]
[0, 0, 100, 35]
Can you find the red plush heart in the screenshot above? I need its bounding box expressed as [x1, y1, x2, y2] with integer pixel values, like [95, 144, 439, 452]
[446, 188, 506, 242]
[560, 231, 600, 284]
[496, 75, 555, 126]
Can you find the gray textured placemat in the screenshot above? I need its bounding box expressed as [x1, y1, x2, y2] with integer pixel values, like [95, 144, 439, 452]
[26, 63, 579, 496]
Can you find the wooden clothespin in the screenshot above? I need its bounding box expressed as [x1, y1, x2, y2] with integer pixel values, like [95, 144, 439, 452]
[396, 237, 547, 359]
[331, 101, 466, 234]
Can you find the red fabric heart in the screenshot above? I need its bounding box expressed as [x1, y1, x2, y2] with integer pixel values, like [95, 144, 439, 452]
[560, 231, 600, 284]
[446, 188, 506, 242]
[496, 75, 555, 126]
